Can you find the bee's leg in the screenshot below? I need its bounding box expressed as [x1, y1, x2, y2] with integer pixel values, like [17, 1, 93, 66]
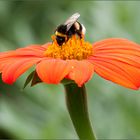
[76, 31, 83, 39]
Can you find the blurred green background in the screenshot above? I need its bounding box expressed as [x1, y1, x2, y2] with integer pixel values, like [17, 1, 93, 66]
[0, 0, 140, 139]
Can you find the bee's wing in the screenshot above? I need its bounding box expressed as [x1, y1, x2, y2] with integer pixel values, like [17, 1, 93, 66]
[64, 13, 80, 31]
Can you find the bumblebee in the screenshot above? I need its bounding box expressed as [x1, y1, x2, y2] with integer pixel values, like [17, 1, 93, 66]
[55, 13, 86, 46]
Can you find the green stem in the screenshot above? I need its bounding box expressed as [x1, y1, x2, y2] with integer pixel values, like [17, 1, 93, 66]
[64, 83, 96, 140]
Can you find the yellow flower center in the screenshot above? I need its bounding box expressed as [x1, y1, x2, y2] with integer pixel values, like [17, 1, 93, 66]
[44, 35, 93, 60]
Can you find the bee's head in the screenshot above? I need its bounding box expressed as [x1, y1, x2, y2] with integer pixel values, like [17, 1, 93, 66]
[54, 25, 68, 46]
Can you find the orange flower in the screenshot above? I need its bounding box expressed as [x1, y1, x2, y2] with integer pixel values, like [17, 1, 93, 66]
[0, 35, 140, 90]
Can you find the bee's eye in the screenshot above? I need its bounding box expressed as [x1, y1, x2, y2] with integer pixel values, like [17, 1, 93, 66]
[58, 37, 64, 41]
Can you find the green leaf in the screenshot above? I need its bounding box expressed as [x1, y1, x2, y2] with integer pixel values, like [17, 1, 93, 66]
[23, 71, 35, 89]
[31, 71, 42, 87]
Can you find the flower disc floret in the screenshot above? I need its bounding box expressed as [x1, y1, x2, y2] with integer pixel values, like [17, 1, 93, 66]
[44, 35, 93, 60]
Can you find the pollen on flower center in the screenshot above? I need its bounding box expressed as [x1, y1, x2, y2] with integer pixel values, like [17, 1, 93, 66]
[44, 35, 93, 60]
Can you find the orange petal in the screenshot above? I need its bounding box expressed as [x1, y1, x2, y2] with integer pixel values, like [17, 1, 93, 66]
[67, 60, 94, 87]
[2, 58, 41, 84]
[0, 44, 48, 74]
[89, 38, 140, 90]
[16, 45, 46, 57]
[0, 51, 15, 59]
[0, 44, 47, 58]
[36, 59, 71, 84]
[0, 59, 14, 73]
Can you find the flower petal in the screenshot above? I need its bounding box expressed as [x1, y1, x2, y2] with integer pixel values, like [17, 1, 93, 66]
[0, 44, 49, 74]
[89, 38, 140, 90]
[36, 59, 71, 84]
[2, 58, 41, 84]
[16, 45, 47, 57]
[0, 44, 48, 59]
[67, 60, 94, 87]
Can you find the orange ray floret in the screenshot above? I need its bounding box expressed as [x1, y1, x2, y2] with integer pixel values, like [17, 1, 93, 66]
[2, 58, 42, 84]
[0, 44, 46, 84]
[36, 59, 71, 84]
[67, 60, 94, 87]
[89, 38, 140, 89]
